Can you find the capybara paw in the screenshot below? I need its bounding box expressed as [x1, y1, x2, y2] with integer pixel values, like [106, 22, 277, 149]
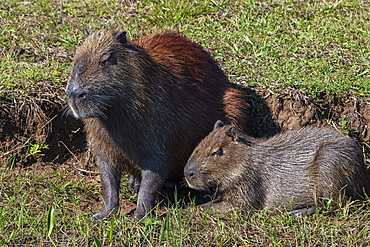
[133, 210, 146, 221]
[91, 207, 118, 222]
[289, 207, 316, 216]
[134, 208, 154, 221]
[91, 212, 107, 222]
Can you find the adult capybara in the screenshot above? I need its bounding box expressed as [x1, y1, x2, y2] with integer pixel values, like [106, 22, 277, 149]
[184, 120, 370, 214]
[65, 29, 249, 221]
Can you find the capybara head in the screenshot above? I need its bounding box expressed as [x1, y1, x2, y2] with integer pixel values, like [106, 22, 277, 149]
[184, 120, 247, 191]
[65, 29, 147, 119]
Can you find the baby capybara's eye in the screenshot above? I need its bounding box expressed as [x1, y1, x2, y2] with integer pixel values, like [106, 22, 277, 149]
[211, 148, 223, 156]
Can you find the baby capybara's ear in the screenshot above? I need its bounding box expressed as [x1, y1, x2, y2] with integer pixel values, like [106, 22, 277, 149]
[226, 126, 238, 141]
[114, 31, 128, 45]
[213, 120, 225, 130]
[83, 28, 90, 37]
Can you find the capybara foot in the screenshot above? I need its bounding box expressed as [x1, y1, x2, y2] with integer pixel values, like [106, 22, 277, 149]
[289, 207, 316, 216]
[91, 207, 118, 222]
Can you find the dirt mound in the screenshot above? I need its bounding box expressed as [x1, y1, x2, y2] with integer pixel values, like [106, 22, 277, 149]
[248, 88, 370, 164]
[0, 90, 85, 167]
[263, 89, 370, 139]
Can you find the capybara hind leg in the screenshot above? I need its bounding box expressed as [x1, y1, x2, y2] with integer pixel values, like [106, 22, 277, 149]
[92, 155, 122, 222]
[128, 174, 174, 195]
[134, 169, 165, 220]
[128, 175, 141, 195]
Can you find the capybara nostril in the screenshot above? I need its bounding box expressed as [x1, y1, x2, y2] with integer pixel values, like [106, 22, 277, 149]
[184, 163, 196, 179]
[66, 84, 88, 101]
[78, 92, 87, 100]
[187, 171, 196, 179]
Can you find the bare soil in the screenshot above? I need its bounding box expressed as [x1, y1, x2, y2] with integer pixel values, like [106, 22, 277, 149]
[1, 85, 369, 215]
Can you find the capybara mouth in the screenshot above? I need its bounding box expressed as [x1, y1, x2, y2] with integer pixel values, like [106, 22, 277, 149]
[184, 176, 195, 188]
[67, 99, 98, 119]
[184, 175, 209, 191]
[66, 88, 109, 119]
[66, 77, 104, 119]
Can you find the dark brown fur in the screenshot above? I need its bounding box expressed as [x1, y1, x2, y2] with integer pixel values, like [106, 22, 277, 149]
[65, 30, 249, 221]
[184, 121, 370, 213]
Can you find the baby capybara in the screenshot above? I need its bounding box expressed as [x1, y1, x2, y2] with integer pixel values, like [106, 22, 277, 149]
[65, 30, 249, 221]
[184, 120, 370, 214]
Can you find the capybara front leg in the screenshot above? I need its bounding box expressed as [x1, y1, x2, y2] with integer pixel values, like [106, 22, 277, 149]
[134, 169, 164, 220]
[92, 156, 122, 222]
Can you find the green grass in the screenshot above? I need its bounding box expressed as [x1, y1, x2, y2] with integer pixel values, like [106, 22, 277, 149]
[1, 0, 370, 246]
[0, 164, 369, 246]
[1, 0, 369, 99]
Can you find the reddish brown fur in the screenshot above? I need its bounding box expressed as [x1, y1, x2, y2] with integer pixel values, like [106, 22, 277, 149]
[135, 33, 212, 82]
[66, 30, 250, 220]
[133, 33, 248, 130]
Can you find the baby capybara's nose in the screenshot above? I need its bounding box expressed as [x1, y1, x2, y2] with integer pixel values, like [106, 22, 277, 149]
[184, 163, 197, 179]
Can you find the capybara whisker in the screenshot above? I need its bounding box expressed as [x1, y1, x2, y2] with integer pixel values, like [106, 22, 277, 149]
[61, 105, 71, 118]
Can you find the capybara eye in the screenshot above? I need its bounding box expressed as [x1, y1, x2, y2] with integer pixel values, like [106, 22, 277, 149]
[100, 57, 110, 66]
[100, 59, 108, 66]
[211, 148, 223, 156]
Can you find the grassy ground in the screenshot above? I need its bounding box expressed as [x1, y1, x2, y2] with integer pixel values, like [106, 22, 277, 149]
[2, 0, 369, 99]
[1, 0, 370, 246]
[1, 164, 369, 246]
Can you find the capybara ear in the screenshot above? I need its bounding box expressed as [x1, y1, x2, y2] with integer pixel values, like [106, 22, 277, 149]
[83, 28, 90, 37]
[114, 31, 128, 44]
[213, 120, 224, 130]
[226, 126, 238, 141]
